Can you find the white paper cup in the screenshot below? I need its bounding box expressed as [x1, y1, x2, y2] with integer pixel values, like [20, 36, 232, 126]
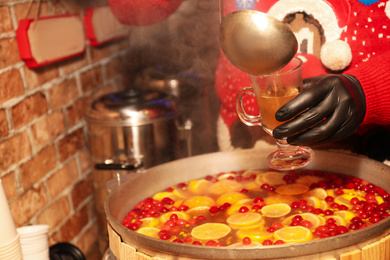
[17, 224, 49, 238]
[0, 180, 18, 246]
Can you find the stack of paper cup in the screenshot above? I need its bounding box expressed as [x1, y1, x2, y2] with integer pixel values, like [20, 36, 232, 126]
[17, 225, 50, 260]
[0, 179, 23, 259]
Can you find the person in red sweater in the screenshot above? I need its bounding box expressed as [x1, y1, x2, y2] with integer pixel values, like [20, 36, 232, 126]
[215, 0, 390, 162]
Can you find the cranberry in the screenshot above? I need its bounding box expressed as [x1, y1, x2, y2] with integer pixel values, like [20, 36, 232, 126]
[188, 219, 197, 225]
[206, 240, 217, 246]
[160, 233, 171, 240]
[240, 188, 249, 193]
[292, 215, 303, 223]
[261, 184, 269, 190]
[178, 205, 189, 211]
[170, 226, 181, 234]
[128, 223, 140, 231]
[192, 241, 202, 245]
[196, 216, 206, 221]
[291, 202, 300, 209]
[173, 239, 184, 243]
[176, 219, 187, 226]
[209, 206, 219, 214]
[301, 220, 313, 228]
[272, 222, 283, 230]
[336, 225, 349, 234]
[254, 197, 264, 203]
[262, 240, 273, 246]
[170, 214, 178, 221]
[369, 216, 381, 223]
[313, 208, 323, 215]
[323, 209, 334, 216]
[183, 237, 192, 243]
[239, 206, 249, 213]
[325, 196, 335, 202]
[274, 240, 285, 245]
[267, 227, 276, 233]
[242, 237, 252, 245]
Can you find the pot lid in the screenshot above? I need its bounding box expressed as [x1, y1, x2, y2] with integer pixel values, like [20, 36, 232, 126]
[86, 88, 175, 126]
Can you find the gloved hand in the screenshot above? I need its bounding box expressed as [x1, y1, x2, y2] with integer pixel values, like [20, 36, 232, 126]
[272, 74, 366, 146]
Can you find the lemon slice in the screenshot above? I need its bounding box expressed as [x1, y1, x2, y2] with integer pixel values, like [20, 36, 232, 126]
[136, 227, 160, 238]
[187, 179, 212, 195]
[191, 223, 231, 240]
[183, 196, 215, 208]
[227, 212, 262, 227]
[186, 206, 211, 216]
[160, 211, 190, 223]
[304, 188, 328, 200]
[262, 171, 287, 186]
[229, 241, 263, 247]
[324, 215, 346, 226]
[334, 210, 356, 223]
[236, 228, 272, 242]
[153, 191, 177, 201]
[255, 173, 266, 186]
[273, 226, 313, 243]
[305, 196, 321, 208]
[140, 217, 160, 227]
[209, 180, 244, 196]
[275, 183, 310, 195]
[282, 213, 325, 230]
[319, 200, 328, 211]
[216, 192, 249, 205]
[261, 203, 291, 218]
[296, 175, 324, 186]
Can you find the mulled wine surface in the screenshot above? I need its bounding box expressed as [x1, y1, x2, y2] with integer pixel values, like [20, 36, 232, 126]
[122, 169, 390, 246]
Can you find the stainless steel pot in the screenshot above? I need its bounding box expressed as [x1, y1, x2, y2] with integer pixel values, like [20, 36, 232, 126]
[105, 148, 390, 259]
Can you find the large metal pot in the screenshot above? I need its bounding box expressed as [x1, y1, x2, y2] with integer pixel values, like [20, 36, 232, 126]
[105, 148, 390, 259]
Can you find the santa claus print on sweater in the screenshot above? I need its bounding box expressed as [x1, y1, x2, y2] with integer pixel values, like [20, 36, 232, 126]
[216, 0, 390, 151]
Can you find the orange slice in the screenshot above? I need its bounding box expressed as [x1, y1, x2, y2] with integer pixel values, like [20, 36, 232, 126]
[242, 170, 266, 178]
[255, 173, 266, 186]
[305, 196, 321, 208]
[152, 191, 177, 201]
[273, 226, 313, 243]
[140, 217, 160, 227]
[261, 203, 291, 218]
[191, 223, 231, 240]
[324, 215, 346, 226]
[227, 212, 262, 227]
[136, 227, 160, 238]
[304, 188, 328, 200]
[173, 188, 191, 199]
[183, 196, 215, 208]
[334, 194, 363, 208]
[229, 219, 265, 230]
[216, 192, 249, 205]
[186, 206, 211, 216]
[264, 192, 297, 205]
[334, 210, 356, 223]
[296, 175, 324, 186]
[275, 183, 310, 195]
[217, 172, 237, 180]
[209, 180, 244, 196]
[262, 171, 287, 186]
[236, 228, 273, 242]
[160, 211, 190, 223]
[187, 179, 212, 195]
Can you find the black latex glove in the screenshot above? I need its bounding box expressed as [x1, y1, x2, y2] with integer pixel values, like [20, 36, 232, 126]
[272, 74, 366, 146]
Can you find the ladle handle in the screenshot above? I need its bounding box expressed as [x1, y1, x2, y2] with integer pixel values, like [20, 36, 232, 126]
[235, 87, 262, 126]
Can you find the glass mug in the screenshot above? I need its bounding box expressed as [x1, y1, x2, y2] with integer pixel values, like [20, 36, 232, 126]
[236, 57, 314, 171]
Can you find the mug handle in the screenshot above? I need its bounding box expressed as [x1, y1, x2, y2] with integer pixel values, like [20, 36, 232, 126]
[235, 87, 262, 126]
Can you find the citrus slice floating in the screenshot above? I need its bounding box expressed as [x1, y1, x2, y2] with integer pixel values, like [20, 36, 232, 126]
[173, 188, 191, 198]
[229, 219, 265, 230]
[136, 227, 160, 238]
[264, 193, 297, 205]
[262, 172, 287, 186]
[275, 183, 309, 195]
[304, 188, 328, 200]
[152, 191, 177, 201]
[236, 228, 272, 242]
[296, 175, 324, 186]
[242, 170, 265, 178]
[191, 223, 231, 240]
[261, 203, 291, 218]
[305, 196, 321, 208]
[216, 192, 249, 205]
[324, 215, 346, 226]
[140, 217, 160, 227]
[334, 194, 363, 208]
[183, 196, 215, 208]
[273, 226, 313, 243]
[217, 172, 236, 180]
[334, 210, 356, 223]
[227, 212, 262, 227]
[186, 206, 211, 216]
[209, 180, 244, 196]
[255, 173, 266, 186]
[187, 179, 212, 195]
[160, 211, 190, 223]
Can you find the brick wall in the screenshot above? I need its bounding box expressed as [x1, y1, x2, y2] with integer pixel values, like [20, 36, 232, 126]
[0, 0, 220, 259]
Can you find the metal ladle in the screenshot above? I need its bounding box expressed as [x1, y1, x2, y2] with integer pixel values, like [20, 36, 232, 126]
[220, 10, 298, 75]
